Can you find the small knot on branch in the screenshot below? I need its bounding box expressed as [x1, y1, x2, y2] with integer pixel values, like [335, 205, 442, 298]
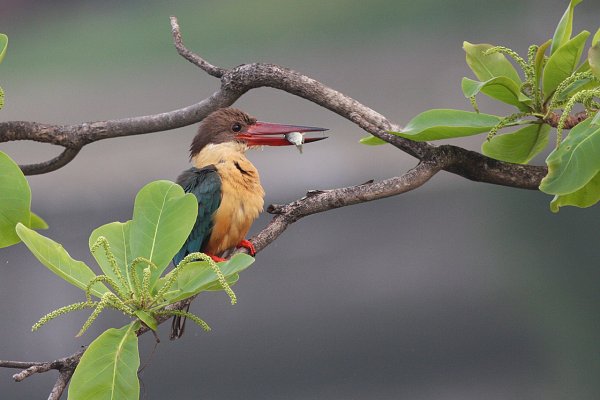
[267, 204, 285, 214]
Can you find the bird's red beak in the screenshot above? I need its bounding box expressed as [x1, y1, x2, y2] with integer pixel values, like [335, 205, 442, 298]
[236, 121, 328, 146]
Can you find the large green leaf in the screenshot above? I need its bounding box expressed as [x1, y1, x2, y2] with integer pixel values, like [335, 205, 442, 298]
[482, 123, 550, 164]
[129, 180, 197, 288]
[389, 109, 501, 141]
[461, 76, 531, 110]
[540, 117, 600, 195]
[89, 221, 133, 293]
[549, 171, 600, 212]
[0, 152, 31, 247]
[157, 254, 254, 305]
[15, 224, 109, 298]
[543, 30, 590, 100]
[69, 322, 140, 400]
[0, 34, 7, 64]
[550, 0, 583, 55]
[463, 42, 522, 85]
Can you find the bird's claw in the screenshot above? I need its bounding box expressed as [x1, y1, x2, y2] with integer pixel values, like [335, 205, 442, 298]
[237, 239, 256, 256]
[208, 254, 227, 263]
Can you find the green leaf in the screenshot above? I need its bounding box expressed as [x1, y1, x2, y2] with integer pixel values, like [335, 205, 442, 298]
[157, 254, 254, 305]
[591, 112, 600, 126]
[535, 39, 552, 84]
[588, 42, 600, 80]
[482, 123, 550, 164]
[461, 76, 531, 110]
[89, 221, 133, 293]
[0, 152, 31, 248]
[15, 224, 109, 298]
[389, 109, 501, 141]
[549, 171, 600, 212]
[129, 180, 198, 288]
[0, 34, 7, 64]
[550, 0, 583, 55]
[69, 323, 140, 400]
[540, 117, 600, 195]
[359, 135, 387, 146]
[134, 310, 158, 331]
[204, 273, 240, 291]
[543, 30, 590, 100]
[29, 212, 48, 230]
[593, 28, 600, 47]
[463, 42, 522, 85]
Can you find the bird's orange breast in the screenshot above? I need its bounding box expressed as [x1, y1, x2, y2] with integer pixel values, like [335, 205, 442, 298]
[192, 143, 265, 255]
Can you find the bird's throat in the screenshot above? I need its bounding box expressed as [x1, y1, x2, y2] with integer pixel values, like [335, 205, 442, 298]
[192, 142, 249, 169]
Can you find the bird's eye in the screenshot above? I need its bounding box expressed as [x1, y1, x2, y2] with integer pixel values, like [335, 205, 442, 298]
[232, 123, 242, 132]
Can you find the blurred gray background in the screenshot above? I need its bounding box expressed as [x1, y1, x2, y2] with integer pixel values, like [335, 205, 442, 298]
[2, 0, 600, 399]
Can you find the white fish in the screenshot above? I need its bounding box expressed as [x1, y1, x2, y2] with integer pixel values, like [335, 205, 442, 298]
[285, 131, 304, 154]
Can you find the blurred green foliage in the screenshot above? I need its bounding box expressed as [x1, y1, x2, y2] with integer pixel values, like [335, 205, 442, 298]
[3, 0, 523, 77]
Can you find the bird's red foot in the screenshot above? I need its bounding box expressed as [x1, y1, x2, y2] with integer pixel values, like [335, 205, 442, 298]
[237, 239, 256, 256]
[208, 254, 227, 263]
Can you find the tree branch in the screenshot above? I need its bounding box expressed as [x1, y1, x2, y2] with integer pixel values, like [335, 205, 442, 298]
[544, 110, 588, 129]
[250, 161, 440, 252]
[0, 14, 559, 399]
[20, 147, 81, 175]
[0, 349, 83, 399]
[0, 16, 550, 189]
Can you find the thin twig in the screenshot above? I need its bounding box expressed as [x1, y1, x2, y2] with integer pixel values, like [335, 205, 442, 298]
[20, 147, 81, 175]
[169, 16, 225, 78]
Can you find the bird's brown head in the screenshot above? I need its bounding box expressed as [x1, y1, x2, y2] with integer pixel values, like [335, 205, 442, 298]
[189, 107, 327, 158]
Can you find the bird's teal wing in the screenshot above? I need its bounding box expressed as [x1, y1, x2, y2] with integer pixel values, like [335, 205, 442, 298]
[172, 166, 222, 266]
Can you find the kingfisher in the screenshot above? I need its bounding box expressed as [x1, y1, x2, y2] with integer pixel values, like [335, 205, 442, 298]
[170, 107, 327, 338]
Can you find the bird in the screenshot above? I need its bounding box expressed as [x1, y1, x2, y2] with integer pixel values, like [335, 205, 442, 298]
[170, 107, 327, 338]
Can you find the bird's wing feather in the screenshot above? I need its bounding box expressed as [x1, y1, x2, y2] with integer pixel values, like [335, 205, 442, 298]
[172, 166, 222, 266]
